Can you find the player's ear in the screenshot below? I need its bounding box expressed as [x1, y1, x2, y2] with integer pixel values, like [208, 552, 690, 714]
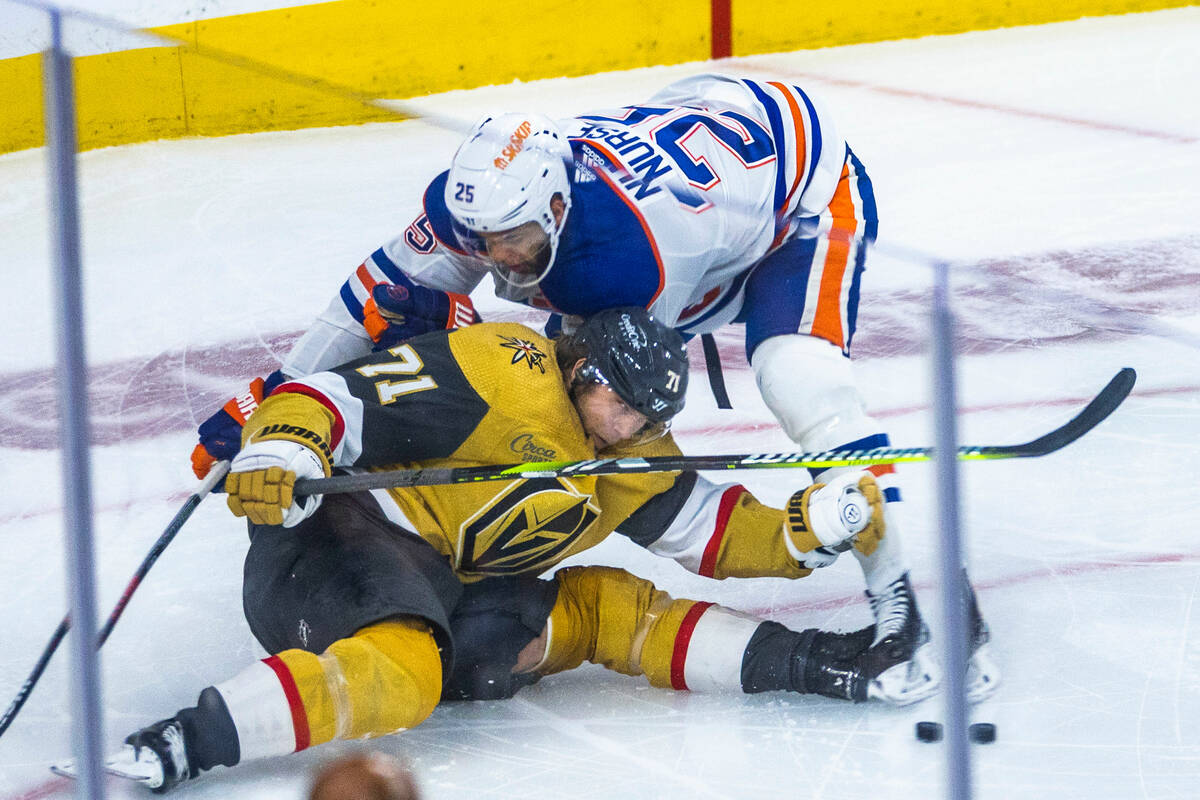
[568, 358, 586, 383]
[550, 193, 566, 224]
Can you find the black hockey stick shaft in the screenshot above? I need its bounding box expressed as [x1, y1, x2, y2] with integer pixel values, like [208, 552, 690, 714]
[0, 462, 230, 741]
[297, 367, 1135, 496]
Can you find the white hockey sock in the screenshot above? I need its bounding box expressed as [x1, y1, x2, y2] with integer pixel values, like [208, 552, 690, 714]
[673, 606, 763, 692]
[212, 658, 301, 762]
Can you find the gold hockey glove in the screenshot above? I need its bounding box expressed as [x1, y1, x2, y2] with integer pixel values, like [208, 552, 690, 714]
[785, 472, 885, 563]
[226, 394, 334, 527]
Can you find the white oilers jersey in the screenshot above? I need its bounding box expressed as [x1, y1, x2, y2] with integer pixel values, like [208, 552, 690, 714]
[283, 73, 849, 377]
[560, 74, 847, 334]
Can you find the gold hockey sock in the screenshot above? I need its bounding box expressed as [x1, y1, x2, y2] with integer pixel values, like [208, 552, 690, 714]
[539, 565, 762, 691]
[213, 618, 442, 760]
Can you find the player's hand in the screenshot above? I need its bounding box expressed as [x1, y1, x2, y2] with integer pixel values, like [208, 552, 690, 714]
[225, 439, 328, 527]
[785, 472, 885, 566]
[362, 282, 478, 349]
[190, 371, 286, 479]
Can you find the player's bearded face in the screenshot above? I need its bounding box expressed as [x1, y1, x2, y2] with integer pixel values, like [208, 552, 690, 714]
[479, 222, 552, 276]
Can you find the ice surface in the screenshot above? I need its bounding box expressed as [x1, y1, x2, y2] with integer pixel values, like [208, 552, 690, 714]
[1, 8, 1198, 799]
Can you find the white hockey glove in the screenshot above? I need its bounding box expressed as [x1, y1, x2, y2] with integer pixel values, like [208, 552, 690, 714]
[784, 471, 885, 568]
[226, 438, 328, 527]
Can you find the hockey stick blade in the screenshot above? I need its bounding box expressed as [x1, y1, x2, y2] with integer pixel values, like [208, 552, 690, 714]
[969, 367, 1136, 458]
[296, 368, 1135, 495]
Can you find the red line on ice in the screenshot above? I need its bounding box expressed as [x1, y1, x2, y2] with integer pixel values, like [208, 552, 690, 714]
[736, 62, 1198, 144]
[4, 776, 72, 800]
[746, 550, 1200, 619]
[0, 491, 191, 528]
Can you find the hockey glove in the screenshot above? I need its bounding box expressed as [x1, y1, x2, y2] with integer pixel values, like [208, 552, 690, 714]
[190, 370, 286, 479]
[362, 282, 479, 349]
[225, 396, 333, 527]
[784, 472, 885, 568]
[226, 439, 329, 527]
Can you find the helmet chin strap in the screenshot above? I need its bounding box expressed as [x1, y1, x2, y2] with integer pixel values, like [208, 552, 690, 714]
[490, 197, 572, 290]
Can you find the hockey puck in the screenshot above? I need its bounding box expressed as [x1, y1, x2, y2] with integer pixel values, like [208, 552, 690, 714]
[915, 721, 943, 742]
[968, 723, 997, 744]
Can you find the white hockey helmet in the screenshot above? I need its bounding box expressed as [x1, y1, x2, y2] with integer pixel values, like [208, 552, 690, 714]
[445, 112, 573, 288]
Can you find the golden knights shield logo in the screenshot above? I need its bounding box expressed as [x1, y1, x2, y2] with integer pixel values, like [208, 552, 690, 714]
[458, 478, 599, 575]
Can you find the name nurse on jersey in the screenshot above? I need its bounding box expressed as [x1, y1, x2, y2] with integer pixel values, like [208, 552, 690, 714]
[571, 108, 775, 204]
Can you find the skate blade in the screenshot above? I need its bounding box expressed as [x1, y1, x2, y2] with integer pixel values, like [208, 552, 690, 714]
[868, 643, 943, 706]
[51, 745, 163, 787]
[966, 642, 1001, 703]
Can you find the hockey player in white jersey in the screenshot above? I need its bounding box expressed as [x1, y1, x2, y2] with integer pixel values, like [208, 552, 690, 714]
[193, 73, 997, 705]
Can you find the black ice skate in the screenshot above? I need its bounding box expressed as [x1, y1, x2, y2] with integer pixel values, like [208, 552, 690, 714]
[796, 625, 877, 702]
[51, 686, 239, 792]
[117, 717, 198, 792]
[740, 621, 876, 701]
[51, 717, 196, 793]
[860, 572, 941, 705]
[965, 577, 1001, 702]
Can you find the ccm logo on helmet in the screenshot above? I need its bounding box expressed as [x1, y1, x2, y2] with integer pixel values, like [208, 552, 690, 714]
[493, 120, 534, 170]
[618, 313, 647, 351]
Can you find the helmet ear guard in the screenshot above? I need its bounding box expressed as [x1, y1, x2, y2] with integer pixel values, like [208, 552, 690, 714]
[445, 113, 573, 288]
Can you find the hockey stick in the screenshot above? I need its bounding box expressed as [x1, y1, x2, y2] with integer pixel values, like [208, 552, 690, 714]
[296, 367, 1135, 495]
[0, 461, 230, 741]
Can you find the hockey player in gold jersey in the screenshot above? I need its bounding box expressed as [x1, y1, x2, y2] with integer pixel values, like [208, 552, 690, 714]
[100, 308, 907, 793]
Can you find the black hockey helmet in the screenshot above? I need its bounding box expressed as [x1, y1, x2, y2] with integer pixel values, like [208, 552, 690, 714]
[568, 307, 689, 424]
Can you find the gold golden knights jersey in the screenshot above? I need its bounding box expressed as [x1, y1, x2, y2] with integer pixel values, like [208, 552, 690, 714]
[244, 322, 815, 583]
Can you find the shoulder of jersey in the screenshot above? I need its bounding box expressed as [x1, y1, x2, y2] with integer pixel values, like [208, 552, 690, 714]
[526, 142, 663, 316]
[448, 322, 562, 394]
[421, 171, 468, 255]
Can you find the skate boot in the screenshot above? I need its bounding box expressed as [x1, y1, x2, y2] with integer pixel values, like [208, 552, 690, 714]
[53, 686, 239, 793]
[50, 717, 197, 793]
[860, 572, 941, 705]
[740, 621, 876, 701]
[965, 577, 1000, 702]
[797, 625, 878, 702]
[111, 717, 198, 793]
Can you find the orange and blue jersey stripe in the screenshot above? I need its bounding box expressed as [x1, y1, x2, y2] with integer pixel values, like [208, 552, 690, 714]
[338, 248, 416, 324]
[740, 78, 824, 227]
[741, 146, 876, 360]
[799, 148, 876, 353]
